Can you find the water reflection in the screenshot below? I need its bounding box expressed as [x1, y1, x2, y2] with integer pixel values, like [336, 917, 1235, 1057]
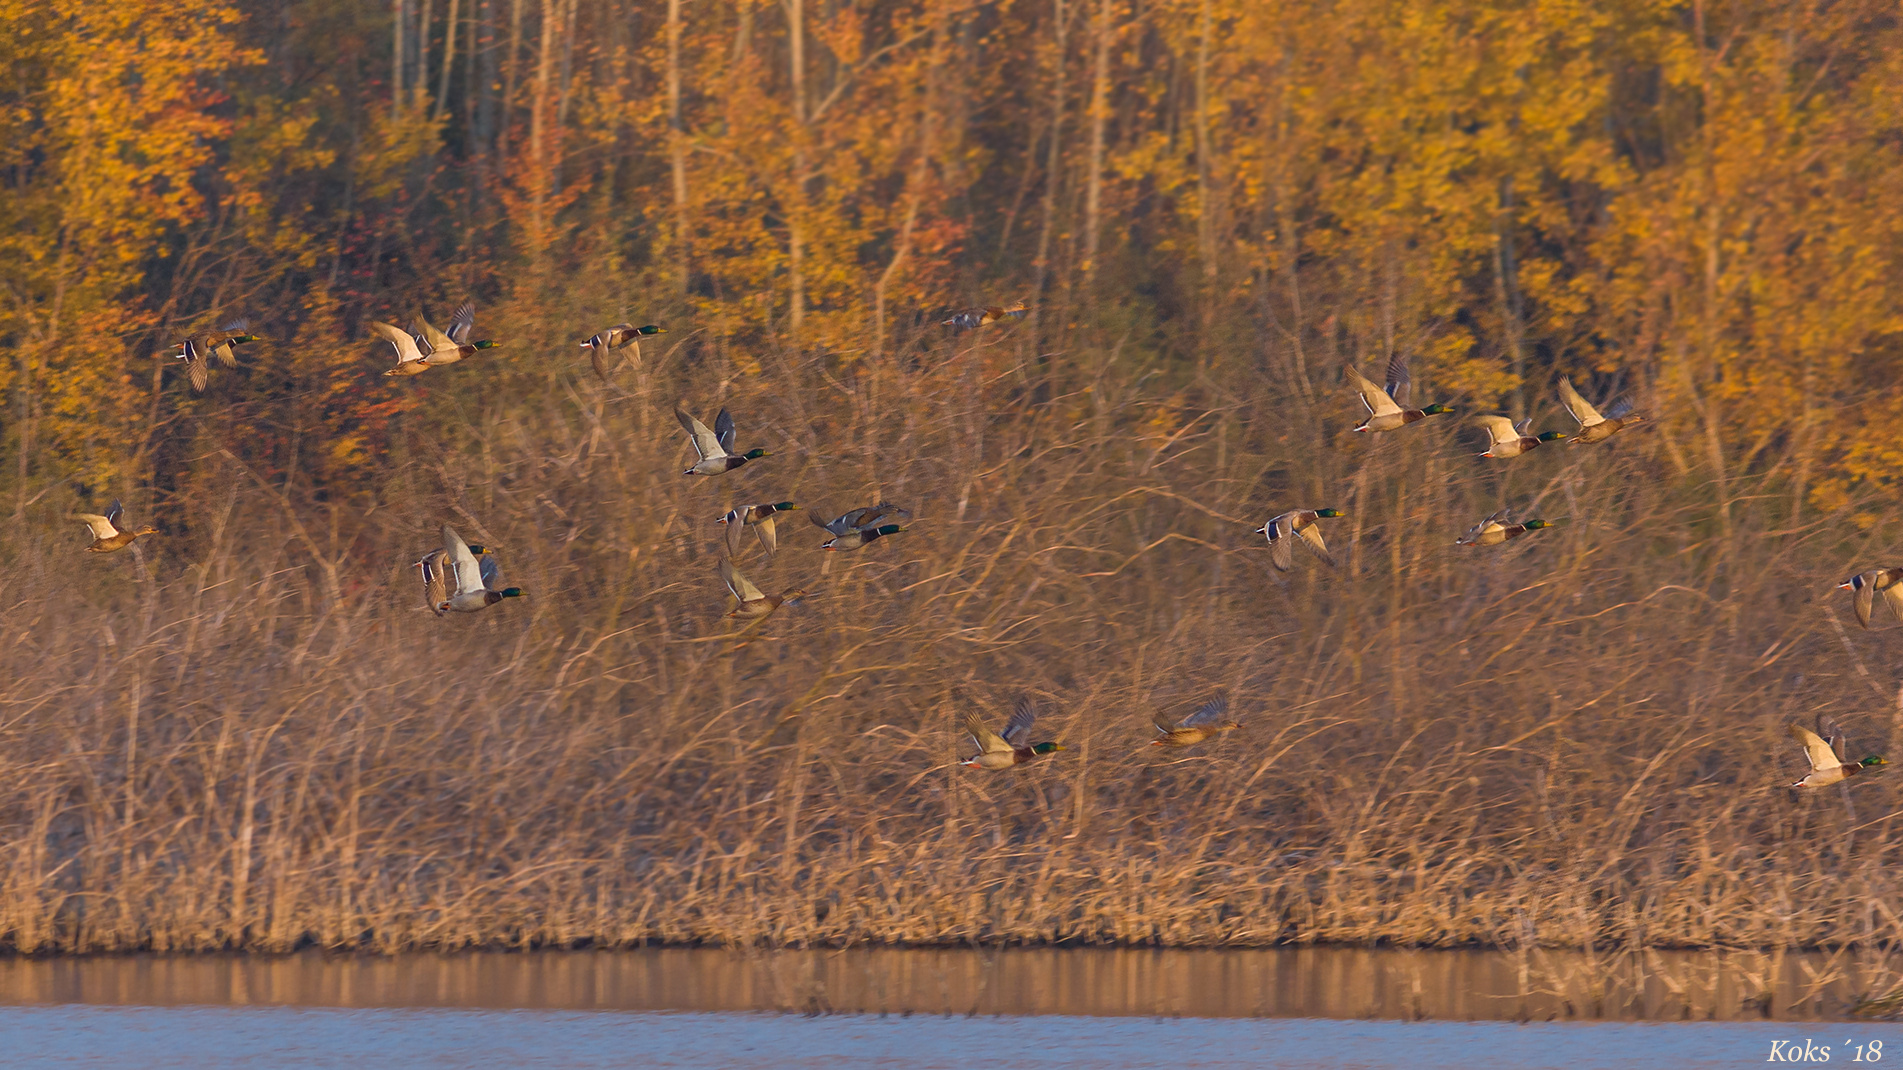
[0, 946, 1893, 1021]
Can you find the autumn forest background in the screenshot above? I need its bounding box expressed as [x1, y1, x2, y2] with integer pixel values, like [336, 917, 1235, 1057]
[2, 0, 1903, 959]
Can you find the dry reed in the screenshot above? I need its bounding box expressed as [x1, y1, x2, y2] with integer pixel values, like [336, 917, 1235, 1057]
[1, 320, 1898, 955]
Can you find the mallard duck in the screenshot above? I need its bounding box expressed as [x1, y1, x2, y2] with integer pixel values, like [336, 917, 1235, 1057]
[174, 320, 260, 392]
[676, 405, 768, 475]
[371, 321, 434, 377]
[811, 503, 908, 535]
[413, 541, 489, 616]
[1150, 694, 1239, 748]
[1346, 353, 1452, 433]
[719, 559, 804, 620]
[718, 501, 798, 557]
[1839, 569, 1903, 630]
[1255, 509, 1344, 571]
[1472, 415, 1566, 458]
[437, 525, 525, 612]
[959, 696, 1065, 770]
[418, 304, 503, 366]
[822, 524, 904, 551]
[1454, 508, 1557, 547]
[941, 303, 1028, 330]
[72, 500, 158, 553]
[1558, 377, 1644, 444]
[810, 503, 909, 551]
[1788, 721, 1887, 788]
[580, 323, 665, 382]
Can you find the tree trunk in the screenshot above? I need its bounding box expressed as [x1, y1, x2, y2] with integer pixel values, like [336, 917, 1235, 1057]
[1031, 0, 1069, 331]
[668, 0, 690, 293]
[1493, 177, 1527, 421]
[392, 0, 406, 119]
[527, 0, 559, 259]
[1081, 0, 1113, 284]
[873, 9, 946, 357]
[785, 0, 808, 335]
[432, 0, 459, 122]
[498, 0, 524, 164]
[415, 0, 433, 111]
[1193, 0, 1216, 340]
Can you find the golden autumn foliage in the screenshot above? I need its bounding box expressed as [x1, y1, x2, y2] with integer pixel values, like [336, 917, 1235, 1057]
[4, 0, 1903, 954]
[0, 0, 1898, 502]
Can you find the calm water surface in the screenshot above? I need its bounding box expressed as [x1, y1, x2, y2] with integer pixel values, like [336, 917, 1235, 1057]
[0, 948, 1895, 1068]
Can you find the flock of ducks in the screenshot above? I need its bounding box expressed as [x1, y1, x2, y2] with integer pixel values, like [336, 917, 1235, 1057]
[1251, 352, 1618, 574]
[1258, 352, 1885, 790]
[63, 314, 1889, 784]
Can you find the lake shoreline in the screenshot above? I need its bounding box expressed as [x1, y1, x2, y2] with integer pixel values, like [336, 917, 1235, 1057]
[0, 945, 1897, 1023]
[1, 933, 1901, 959]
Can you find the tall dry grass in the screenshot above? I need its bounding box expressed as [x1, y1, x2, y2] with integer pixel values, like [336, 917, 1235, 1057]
[1, 318, 1898, 954]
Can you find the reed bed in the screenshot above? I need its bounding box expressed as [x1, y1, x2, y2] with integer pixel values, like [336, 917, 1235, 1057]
[0, 324, 1897, 954]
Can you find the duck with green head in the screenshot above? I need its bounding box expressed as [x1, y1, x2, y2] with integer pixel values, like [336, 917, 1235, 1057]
[718, 501, 798, 557]
[580, 323, 665, 382]
[418, 303, 503, 367]
[437, 525, 526, 612]
[1473, 415, 1566, 458]
[677, 405, 768, 475]
[811, 503, 909, 551]
[1455, 508, 1557, 547]
[1789, 721, 1887, 788]
[1347, 353, 1452, 433]
[1256, 509, 1344, 571]
[72, 500, 159, 553]
[174, 319, 261, 392]
[960, 696, 1064, 770]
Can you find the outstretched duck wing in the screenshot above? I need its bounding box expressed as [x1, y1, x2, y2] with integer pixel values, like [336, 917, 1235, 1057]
[965, 711, 1013, 755]
[180, 340, 212, 391]
[370, 321, 427, 365]
[441, 525, 486, 596]
[1181, 694, 1231, 727]
[1853, 574, 1877, 630]
[719, 559, 765, 603]
[1346, 364, 1402, 418]
[73, 512, 120, 540]
[478, 554, 502, 592]
[675, 406, 728, 461]
[1472, 415, 1519, 449]
[722, 508, 748, 558]
[1264, 515, 1296, 572]
[1558, 377, 1603, 427]
[1297, 520, 1335, 566]
[714, 408, 738, 454]
[208, 319, 250, 366]
[1789, 723, 1842, 773]
[1001, 695, 1038, 748]
[1880, 575, 1903, 626]
[839, 503, 907, 531]
[416, 315, 459, 357]
[446, 303, 476, 345]
[1383, 352, 1412, 407]
[416, 549, 450, 614]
